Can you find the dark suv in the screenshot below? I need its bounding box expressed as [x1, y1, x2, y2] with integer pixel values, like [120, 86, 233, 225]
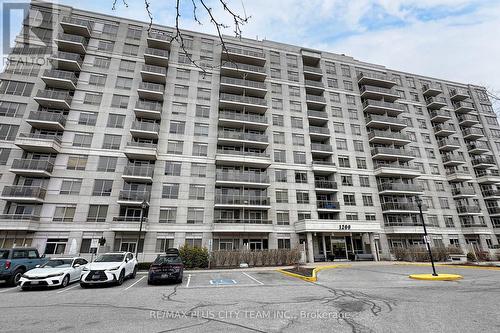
[148, 248, 184, 284]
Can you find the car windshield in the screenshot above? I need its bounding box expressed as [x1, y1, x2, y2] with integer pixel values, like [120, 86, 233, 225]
[94, 254, 124, 262]
[43, 259, 73, 268]
[0, 250, 9, 260]
[154, 255, 182, 265]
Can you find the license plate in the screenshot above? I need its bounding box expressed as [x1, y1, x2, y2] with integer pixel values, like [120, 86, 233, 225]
[31, 281, 39, 284]
[92, 275, 100, 280]
[161, 274, 169, 278]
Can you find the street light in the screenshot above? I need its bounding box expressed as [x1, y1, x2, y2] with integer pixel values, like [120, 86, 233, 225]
[415, 196, 438, 276]
[135, 199, 149, 260]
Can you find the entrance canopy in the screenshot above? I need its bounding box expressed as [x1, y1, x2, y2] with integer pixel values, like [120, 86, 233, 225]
[294, 219, 382, 234]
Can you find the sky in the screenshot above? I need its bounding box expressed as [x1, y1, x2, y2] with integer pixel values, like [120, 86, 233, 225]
[1, 0, 499, 102]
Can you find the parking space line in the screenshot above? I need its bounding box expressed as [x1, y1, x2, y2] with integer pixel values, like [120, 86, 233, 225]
[56, 284, 79, 294]
[0, 287, 18, 293]
[242, 272, 264, 285]
[124, 276, 145, 290]
[186, 274, 191, 288]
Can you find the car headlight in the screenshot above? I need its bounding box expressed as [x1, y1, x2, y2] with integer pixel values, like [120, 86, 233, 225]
[106, 266, 120, 271]
[82, 267, 89, 271]
[47, 273, 64, 278]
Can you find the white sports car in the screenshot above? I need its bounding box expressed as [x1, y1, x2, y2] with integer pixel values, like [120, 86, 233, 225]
[19, 257, 88, 290]
[80, 252, 138, 287]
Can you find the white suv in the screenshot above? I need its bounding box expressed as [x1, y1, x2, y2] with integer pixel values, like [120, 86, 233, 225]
[80, 252, 137, 287]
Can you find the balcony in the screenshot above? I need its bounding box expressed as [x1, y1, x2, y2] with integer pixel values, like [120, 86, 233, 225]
[437, 138, 460, 152]
[307, 110, 329, 125]
[451, 187, 476, 198]
[467, 141, 490, 154]
[487, 207, 500, 216]
[215, 171, 270, 188]
[365, 114, 407, 130]
[221, 62, 267, 81]
[425, 96, 447, 109]
[212, 218, 273, 233]
[373, 163, 421, 178]
[371, 147, 415, 162]
[458, 114, 479, 127]
[0, 214, 40, 231]
[304, 79, 325, 90]
[217, 130, 268, 148]
[462, 128, 484, 140]
[378, 183, 423, 195]
[111, 217, 149, 232]
[130, 121, 160, 140]
[357, 72, 396, 88]
[60, 16, 92, 37]
[314, 180, 338, 192]
[446, 170, 473, 182]
[422, 83, 443, 97]
[0, 186, 46, 203]
[220, 76, 267, 95]
[303, 65, 323, 79]
[471, 156, 496, 169]
[122, 165, 154, 183]
[49, 51, 83, 71]
[457, 205, 482, 215]
[219, 93, 267, 113]
[218, 110, 267, 130]
[433, 124, 456, 137]
[450, 88, 469, 102]
[368, 130, 411, 146]
[54, 33, 88, 54]
[34, 90, 72, 110]
[26, 111, 66, 131]
[144, 47, 169, 66]
[147, 31, 171, 50]
[124, 142, 158, 160]
[381, 202, 423, 214]
[134, 100, 163, 120]
[117, 190, 151, 206]
[309, 125, 330, 139]
[222, 46, 266, 65]
[141, 64, 167, 84]
[360, 85, 399, 102]
[311, 143, 333, 156]
[214, 195, 270, 209]
[312, 161, 337, 174]
[482, 189, 500, 199]
[362, 100, 405, 117]
[15, 133, 62, 153]
[475, 170, 500, 184]
[429, 110, 452, 123]
[453, 101, 475, 113]
[10, 159, 54, 177]
[442, 153, 466, 166]
[137, 82, 164, 101]
[306, 94, 327, 107]
[216, 149, 271, 168]
[41, 69, 77, 90]
[316, 201, 341, 211]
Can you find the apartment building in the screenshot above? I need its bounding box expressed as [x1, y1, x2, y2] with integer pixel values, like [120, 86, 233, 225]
[1, 1, 499, 262]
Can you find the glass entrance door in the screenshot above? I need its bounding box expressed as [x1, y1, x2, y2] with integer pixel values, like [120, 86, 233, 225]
[331, 237, 347, 259]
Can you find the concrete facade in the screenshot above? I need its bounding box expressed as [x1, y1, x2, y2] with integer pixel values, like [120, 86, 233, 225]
[1, 1, 499, 262]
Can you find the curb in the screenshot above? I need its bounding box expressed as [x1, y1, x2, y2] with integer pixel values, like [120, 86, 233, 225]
[277, 264, 350, 282]
[409, 273, 463, 281]
[395, 263, 500, 271]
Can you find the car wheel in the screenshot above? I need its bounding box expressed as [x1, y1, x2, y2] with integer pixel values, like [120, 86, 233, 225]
[10, 269, 24, 286]
[61, 275, 70, 288]
[176, 273, 183, 284]
[21, 286, 29, 291]
[117, 270, 125, 285]
[147, 279, 153, 285]
[131, 266, 138, 279]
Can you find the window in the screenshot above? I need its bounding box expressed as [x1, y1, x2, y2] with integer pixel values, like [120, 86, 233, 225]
[341, 64, 351, 77]
[336, 139, 347, 150]
[298, 211, 311, 221]
[93, 56, 110, 69]
[165, 161, 181, 176]
[435, 181, 445, 191]
[126, 26, 142, 39]
[274, 150, 286, 163]
[111, 94, 129, 109]
[119, 60, 135, 72]
[0, 148, 11, 165]
[0, 80, 33, 96]
[87, 205, 108, 222]
[172, 102, 187, 114]
[273, 114, 284, 126]
[0, 101, 26, 118]
[187, 208, 204, 223]
[350, 124, 361, 136]
[296, 191, 310, 204]
[174, 85, 189, 97]
[115, 76, 132, 90]
[338, 156, 350, 168]
[73, 133, 92, 147]
[78, 112, 97, 126]
[365, 214, 376, 221]
[348, 109, 358, 120]
[275, 169, 287, 182]
[156, 233, 175, 251]
[276, 211, 289, 225]
[195, 105, 210, 118]
[341, 174, 353, 186]
[192, 142, 207, 156]
[346, 213, 358, 221]
[162, 183, 179, 199]
[333, 122, 345, 133]
[295, 171, 308, 184]
[189, 185, 205, 200]
[359, 175, 370, 187]
[273, 132, 285, 144]
[122, 43, 139, 56]
[362, 194, 374, 206]
[327, 78, 338, 88]
[194, 123, 209, 137]
[290, 101, 302, 112]
[271, 83, 282, 94]
[92, 179, 113, 196]
[292, 134, 305, 146]
[169, 121, 185, 134]
[354, 141, 364, 152]
[60, 179, 82, 195]
[356, 157, 367, 169]
[289, 86, 300, 98]
[276, 190, 288, 203]
[291, 117, 303, 128]
[159, 209, 177, 223]
[270, 68, 281, 79]
[176, 68, 190, 80]
[67, 155, 87, 170]
[106, 114, 125, 128]
[418, 119, 427, 129]
[191, 163, 206, 177]
[272, 98, 283, 110]
[293, 151, 306, 164]
[167, 141, 183, 155]
[97, 156, 117, 172]
[82, 92, 102, 106]
[330, 93, 341, 103]
[88, 74, 106, 87]
[185, 233, 202, 248]
[53, 206, 76, 222]
[344, 193, 356, 206]
[343, 80, 353, 91]
[430, 164, 440, 175]
[439, 197, 450, 209]
[0, 124, 19, 141]
[197, 88, 211, 101]
[102, 134, 121, 150]
[423, 134, 431, 144]
[346, 95, 356, 105]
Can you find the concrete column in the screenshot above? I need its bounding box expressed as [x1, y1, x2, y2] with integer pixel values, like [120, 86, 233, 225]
[478, 235, 489, 251]
[268, 232, 278, 250]
[306, 232, 314, 263]
[321, 234, 327, 257]
[369, 233, 378, 261]
[378, 233, 391, 260]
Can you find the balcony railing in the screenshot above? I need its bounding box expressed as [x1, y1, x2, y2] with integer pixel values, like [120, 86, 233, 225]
[358, 72, 394, 82]
[378, 183, 422, 192]
[471, 156, 496, 166]
[458, 114, 479, 123]
[131, 121, 160, 133]
[220, 76, 267, 90]
[452, 187, 475, 196]
[222, 62, 266, 73]
[219, 110, 267, 124]
[362, 100, 405, 112]
[311, 143, 333, 152]
[220, 93, 267, 106]
[309, 126, 330, 135]
[303, 65, 322, 74]
[135, 99, 163, 112]
[42, 69, 78, 84]
[446, 170, 471, 177]
[216, 171, 269, 183]
[214, 218, 272, 224]
[126, 141, 158, 149]
[123, 165, 154, 178]
[368, 130, 409, 141]
[216, 148, 269, 158]
[381, 202, 423, 211]
[306, 94, 326, 103]
[422, 83, 443, 93]
[482, 189, 500, 197]
[11, 159, 54, 173]
[218, 130, 268, 142]
[429, 110, 451, 120]
[476, 169, 500, 177]
[314, 180, 338, 189]
[56, 33, 88, 46]
[144, 47, 169, 58]
[442, 154, 466, 163]
[462, 128, 484, 137]
[371, 147, 415, 157]
[118, 190, 150, 202]
[453, 101, 474, 110]
[148, 31, 170, 41]
[51, 51, 83, 65]
[425, 96, 447, 106]
[215, 195, 270, 206]
[437, 138, 460, 148]
[316, 201, 340, 209]
[0, 214, 40, 221]
[373, 163, 420, 172]
[307, 110, 328, 119]
[61, 16, 93, 31]
[226, 46, 265, 59]
[365, 114, 407, 126]
[18, 133, 62, 144]
[36, 90, 72, 103]
[304, 79, 324, 88]
[139, 82, 165, 93]
[360, 85, 397, 96]
[457, 205, 481, 214]
[433, 124, 456, 133]
[467, 141, 490, 151]
[112, 216, 149, 223]
[142, 64, 167, 75]
[461, 223, 487, 228]
[28, 111, 66, 126]
[1, 186, 46, 200]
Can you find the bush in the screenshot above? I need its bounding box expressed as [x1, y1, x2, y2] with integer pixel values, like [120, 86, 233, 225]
[391, 245, 463, 262]
[466, 252, 476, 262]
[179, 245, 209, 269]
[476, 251, 491, 262]
[210, 248, 301, 268]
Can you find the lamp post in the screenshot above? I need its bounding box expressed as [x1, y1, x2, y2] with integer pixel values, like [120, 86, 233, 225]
[135, 199, 149, 260]
[415, 196, 438, 276]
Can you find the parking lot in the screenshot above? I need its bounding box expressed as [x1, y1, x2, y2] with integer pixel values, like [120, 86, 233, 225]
[1, 263, 500, 332]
